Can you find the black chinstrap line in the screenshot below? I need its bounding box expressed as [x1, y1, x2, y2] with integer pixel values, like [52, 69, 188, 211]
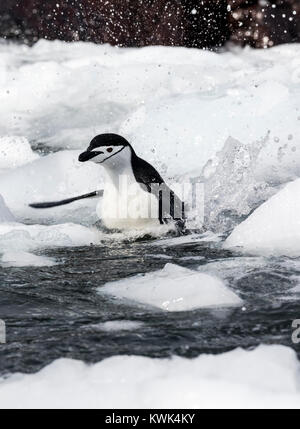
[99, 146, 126, 163]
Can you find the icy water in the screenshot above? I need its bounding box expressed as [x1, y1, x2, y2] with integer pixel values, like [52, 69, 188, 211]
[0, 237, 299, 376]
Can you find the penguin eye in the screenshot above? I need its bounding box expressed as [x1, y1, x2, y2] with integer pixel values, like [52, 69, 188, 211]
[107, 148, 113, 153]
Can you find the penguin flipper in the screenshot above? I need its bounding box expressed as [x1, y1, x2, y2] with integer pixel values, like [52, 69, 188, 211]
[29, 190, 103, 209]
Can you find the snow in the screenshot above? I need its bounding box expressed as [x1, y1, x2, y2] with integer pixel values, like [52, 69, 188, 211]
[99, 263, 242, 311]
[0, 41, 300, 233]
[0, 222, 100, 252]
[0, 150, 103, 225]
[0, 40, 299, 408]
[0, 167, 101, 265]
[0, 345, 299, 409]
[0, 194, 15, 223]
[0, 136, 38, 170]
[225, 178, 300, 257]
[0, 41, 299, 256]
[1, 251, 56, 267]
[120, 49, 300, 178]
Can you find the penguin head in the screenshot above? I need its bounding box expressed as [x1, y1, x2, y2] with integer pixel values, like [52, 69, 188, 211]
[78, 134, 132, 165]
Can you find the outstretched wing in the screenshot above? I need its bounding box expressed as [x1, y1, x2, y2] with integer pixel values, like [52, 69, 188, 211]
[29, 190, 103, 209]
[132, 155, 185, 225]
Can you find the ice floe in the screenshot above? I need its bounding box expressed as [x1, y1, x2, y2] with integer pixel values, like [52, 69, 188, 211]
[0, 42, 300, 233]
[0, 136, 38, 171]
[0, 345, 299, 409]
[0, 150, 103, 224]
[1, 251, 56, 267]
[99, 263, 242, 311]
[0, 194, 15, 223]
[0, 222, 100, 252]
[0, 221, 101, 267]
[0, 41, 299, 250]
[225, 178, 300, 257]
[84, 321, 144, 332]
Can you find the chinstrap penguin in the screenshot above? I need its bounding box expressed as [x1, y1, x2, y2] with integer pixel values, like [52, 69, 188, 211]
[30, 134, 186, 233]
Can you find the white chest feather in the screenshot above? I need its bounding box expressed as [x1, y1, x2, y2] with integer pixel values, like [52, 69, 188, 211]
[96, 147, 159, 230]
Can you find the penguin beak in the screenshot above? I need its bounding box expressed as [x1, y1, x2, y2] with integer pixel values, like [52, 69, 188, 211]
[78, 151, 103, 162]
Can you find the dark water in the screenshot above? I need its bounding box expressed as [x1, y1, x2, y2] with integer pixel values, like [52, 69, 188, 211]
[0, 238, 299, 376]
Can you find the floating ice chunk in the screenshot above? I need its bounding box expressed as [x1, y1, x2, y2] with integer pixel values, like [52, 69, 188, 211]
[0, 345, 299, 409]
[0, 194, 15, 223]
[0, 222, 100, 251]
[0, 136, 38, 170]
[153, 232, 222, 247]
[0, 150, 103, 224]
[1, 251, 56, 267]
[99, 263, 242, 311]
[225, 178, 300, 257]
[145, 254, 173, 260]
[85, 321, 144, 332]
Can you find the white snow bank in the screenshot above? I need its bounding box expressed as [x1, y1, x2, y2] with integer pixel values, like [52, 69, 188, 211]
[0, 194, 15, 223]
[0, 150, 103, 224]
[0, 345, 299, 409]
[120, 48, 300, 178]
[225, 178, 300, 256]
[0, 136, 38, 170]
[99, 263, 242, 311]
[1, 41, 300, 177]
[0, 42, 300, 231]
[1, 251, 56, 267]
[0, 222, 100, 252]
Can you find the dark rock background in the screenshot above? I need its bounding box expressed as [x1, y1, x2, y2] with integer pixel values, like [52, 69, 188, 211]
[229, 0, 300, 48]
[0, 0, 299, 49]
